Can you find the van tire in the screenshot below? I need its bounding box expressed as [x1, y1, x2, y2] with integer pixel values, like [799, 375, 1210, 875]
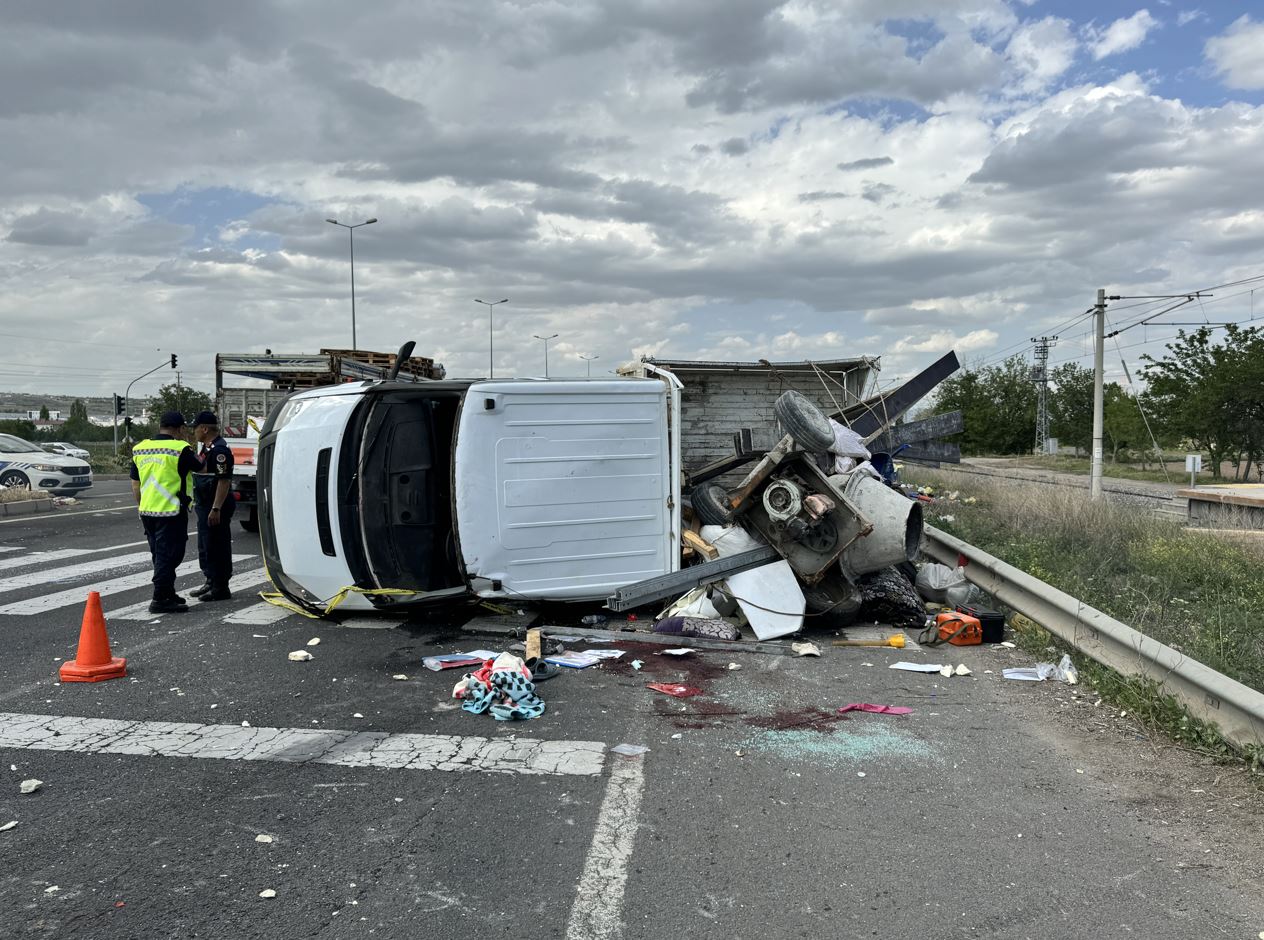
[690, 484, 733, 526]
[774, 390, 834, 452]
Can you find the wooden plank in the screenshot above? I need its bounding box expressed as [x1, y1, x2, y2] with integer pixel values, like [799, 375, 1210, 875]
[869, 411, 963, 451]
[525, 628, 542, 662]
[682, 530, 718, 560]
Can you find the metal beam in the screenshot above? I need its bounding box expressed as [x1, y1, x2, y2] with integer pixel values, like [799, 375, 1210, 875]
[869, 411, 963, 451]
[605, 545, 779, 612]
[839, 351, 961, 440]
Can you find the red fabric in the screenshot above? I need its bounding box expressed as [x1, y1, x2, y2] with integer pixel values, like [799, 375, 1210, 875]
[646, 682, 703, 698]
[837, 703, 912, 716]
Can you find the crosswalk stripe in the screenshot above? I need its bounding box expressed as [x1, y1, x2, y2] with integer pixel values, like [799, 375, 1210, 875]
[0, 712, 607, 776]
[0, 551, 154, 594]
[337, 617, 408, 630]
[223, 601, 292, 625]
[0, 554, 254, 616]
[0, 538, 153, 572]
[108, 567, 273, 620]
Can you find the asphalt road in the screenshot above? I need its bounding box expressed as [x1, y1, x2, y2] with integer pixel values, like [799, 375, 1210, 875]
[1, 501, 1262, 939]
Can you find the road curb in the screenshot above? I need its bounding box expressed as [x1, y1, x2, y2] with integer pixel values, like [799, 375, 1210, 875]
[92, 474, 131, 481]
[0, 498, 55, 518]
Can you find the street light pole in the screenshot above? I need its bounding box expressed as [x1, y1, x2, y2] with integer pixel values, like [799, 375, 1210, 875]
[326, 217, 378, 351]
[533, 334, 559, 377]
[580, 354, 599, 377]
[474, 298, 509, 377]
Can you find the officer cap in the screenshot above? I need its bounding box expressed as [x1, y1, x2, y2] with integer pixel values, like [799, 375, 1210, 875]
[159, 411, 186, 428]
[192, 410, 219, 427]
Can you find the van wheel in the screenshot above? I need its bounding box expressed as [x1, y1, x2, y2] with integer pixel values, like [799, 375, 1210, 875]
[774, 390, 834, 452]
[0, 470, 30, 490]
[690, 483, 733, 526]
[239, 509, 259, 533]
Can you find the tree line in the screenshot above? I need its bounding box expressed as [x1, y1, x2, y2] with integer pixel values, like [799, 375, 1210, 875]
[933, 325, 1264, 480]
[0, 384, 214, 447]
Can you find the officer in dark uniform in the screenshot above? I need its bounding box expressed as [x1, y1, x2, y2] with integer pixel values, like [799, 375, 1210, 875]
[190, 411, 236, 602]
[131, 411, 200, 614]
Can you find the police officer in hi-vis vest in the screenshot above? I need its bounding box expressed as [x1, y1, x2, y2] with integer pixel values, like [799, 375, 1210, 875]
[130, 411, 201, 614]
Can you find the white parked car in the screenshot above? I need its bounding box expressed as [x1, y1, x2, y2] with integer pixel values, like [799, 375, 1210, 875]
[43, 441, 91, 460]
[0, 433, 93, 496]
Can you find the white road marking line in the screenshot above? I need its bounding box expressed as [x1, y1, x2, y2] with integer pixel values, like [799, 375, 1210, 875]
[0, 547, 18, 553]
[0, 713, 607, 777]
[0, 554, 254, 616]
[0, 505, 131, 524]
[0, 549, 94, 570]
[223, 602, 291, 625]
[565, 753, 647, 940]
[107, 567, 272, 620]
[0, 538, 152, 572]
[335, 617, 407, 630]
[0, 551, 153, 594]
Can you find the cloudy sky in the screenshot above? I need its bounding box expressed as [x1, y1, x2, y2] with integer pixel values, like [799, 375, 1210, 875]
[2, 0, 1263, 399]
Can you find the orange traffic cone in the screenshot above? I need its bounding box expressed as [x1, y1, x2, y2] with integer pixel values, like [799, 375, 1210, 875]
[60, 591, 127, 683]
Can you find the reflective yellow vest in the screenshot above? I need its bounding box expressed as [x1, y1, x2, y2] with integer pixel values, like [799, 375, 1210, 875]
[132, 438, 193, 517]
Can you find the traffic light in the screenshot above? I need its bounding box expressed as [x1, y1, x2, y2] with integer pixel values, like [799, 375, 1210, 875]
[113, 394, 123, 416]
[170, 354, 178, 369]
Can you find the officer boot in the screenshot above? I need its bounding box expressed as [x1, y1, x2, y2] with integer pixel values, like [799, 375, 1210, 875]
[190, 581, 214, 598]
[199, 584, 232, 603]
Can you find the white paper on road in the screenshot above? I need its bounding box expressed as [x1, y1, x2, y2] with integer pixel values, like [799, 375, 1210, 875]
[889, 661, 946, 673]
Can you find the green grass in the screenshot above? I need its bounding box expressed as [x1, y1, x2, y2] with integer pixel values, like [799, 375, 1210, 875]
[915, 470, 1264, 768]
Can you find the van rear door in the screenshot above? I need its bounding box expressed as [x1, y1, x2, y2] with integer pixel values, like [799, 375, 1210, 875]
[453, 379, 676, 601]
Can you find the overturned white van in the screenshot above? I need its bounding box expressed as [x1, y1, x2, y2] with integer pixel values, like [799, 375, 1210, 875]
[257, 377, 683, 613]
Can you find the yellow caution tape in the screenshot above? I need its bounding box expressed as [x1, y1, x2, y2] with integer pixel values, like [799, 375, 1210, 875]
[259, 585, 427, 619]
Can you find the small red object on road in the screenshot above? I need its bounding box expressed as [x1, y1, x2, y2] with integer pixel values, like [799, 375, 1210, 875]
[647, 682, 703, 698]
[837, 703, 913, 716]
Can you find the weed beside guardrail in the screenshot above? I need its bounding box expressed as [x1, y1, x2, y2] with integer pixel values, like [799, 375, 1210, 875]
[911, 469, 1264, 769]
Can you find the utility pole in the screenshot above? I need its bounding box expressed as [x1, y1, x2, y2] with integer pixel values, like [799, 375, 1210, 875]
[580, 354, 599, 377]
[1030, 335, 1058, 455]
[474, 298, 508, 378]
[1090, 288, 1106, 500]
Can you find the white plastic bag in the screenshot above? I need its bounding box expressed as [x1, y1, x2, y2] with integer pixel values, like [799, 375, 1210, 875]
[915, 563, 971, 606]
[829, 420, 870, 474]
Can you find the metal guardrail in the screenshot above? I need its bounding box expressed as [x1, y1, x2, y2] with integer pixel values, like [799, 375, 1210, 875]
[922, 525, 1264, 753]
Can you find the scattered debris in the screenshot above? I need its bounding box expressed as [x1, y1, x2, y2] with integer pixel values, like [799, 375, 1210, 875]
[287, 650, 313, 662]
[833, 634, 905, 649]
[422, 651, 498, 672]
[255, 834, 274, 844]
[1004, 655, 1077, 683]
[727, 662, 742, 671]
[19, 779, 42, 795]
[837, 703, 913, 716]
[791, 641, 821, 657]
[938, 665, 953, 677]
[954, 664, 972, 677]
[241, 721, 251, 728]
[44, 885, 59, 894]
[259, 889, 277, 899]
[889, 662, 944, 673]
[0, 821, 18, 832]
[307, 637, 321, 647]
[391, 674, 408, 681]
[545, 650, 624, 669]
[631, 660, 644, 671]
[1000, 641, 1017, 649]
[353, 713, 364, 719]
[660, 648, 696, 657]
[647, 682, 703, 698]
[580, 614, 608, 626]
[653, 614, 741, 641]
[610, 743, 650, 757]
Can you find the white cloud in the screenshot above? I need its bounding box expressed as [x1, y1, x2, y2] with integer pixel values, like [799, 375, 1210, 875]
[1087, 9, 1159, 60]
[891, 329, 998, 355]
[1176, 10, 1205, 28]
[1005, 16, 1078, 93]
[1205, 15, 1264, 90]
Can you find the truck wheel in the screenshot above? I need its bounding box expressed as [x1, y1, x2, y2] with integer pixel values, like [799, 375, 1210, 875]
[239, 508, 259, 533]
[690, 483, 733, 527]
[0, 470, 30, 490]
[774, 390, 834, 452]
